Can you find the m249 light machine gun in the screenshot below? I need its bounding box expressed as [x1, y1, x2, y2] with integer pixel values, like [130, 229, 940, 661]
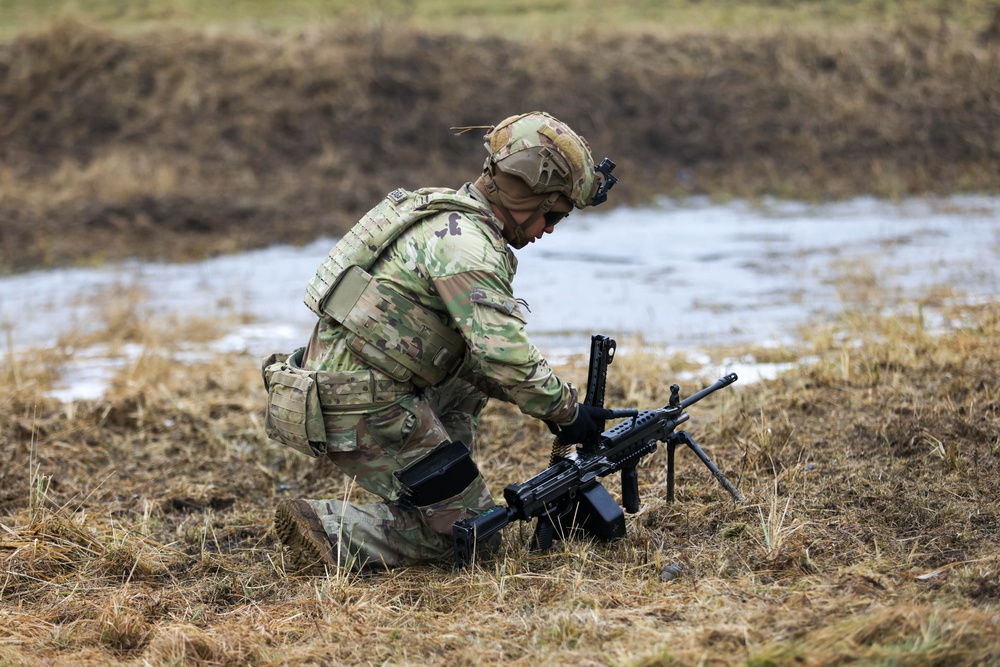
[453, 335, 745, 568]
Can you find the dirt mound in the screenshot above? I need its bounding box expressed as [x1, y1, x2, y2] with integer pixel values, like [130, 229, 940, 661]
[1, 18, 998, 271]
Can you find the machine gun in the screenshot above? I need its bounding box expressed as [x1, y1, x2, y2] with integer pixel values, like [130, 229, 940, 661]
[452, 335, 744, 568]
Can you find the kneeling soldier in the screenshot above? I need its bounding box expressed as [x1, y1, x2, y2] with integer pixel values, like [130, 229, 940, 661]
[263, 111, 618, 572]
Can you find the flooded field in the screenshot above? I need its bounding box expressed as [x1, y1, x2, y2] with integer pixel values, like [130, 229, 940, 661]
[2, 195, 998, 400]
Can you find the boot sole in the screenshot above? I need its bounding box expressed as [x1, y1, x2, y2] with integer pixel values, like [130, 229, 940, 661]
[274, 499, 339, 574]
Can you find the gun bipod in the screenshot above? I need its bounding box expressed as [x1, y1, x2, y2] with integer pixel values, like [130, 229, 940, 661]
[665, 430, 746, 504]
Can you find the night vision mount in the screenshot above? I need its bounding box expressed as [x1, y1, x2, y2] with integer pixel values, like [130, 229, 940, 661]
[591, 158, 619, 206]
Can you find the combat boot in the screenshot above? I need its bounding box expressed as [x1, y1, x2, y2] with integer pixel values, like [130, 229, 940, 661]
[274, 499, 340, 574]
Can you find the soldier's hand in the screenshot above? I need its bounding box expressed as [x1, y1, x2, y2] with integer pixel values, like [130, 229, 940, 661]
[545, 403, 615, 447]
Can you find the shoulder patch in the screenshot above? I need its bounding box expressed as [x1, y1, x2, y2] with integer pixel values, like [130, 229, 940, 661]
[470, 286, 527, 323]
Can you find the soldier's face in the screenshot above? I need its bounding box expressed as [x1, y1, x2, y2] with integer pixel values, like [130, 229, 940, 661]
[496, 208, 546, 246]
[520, 215, 558, 244]
[501, 207, 568, 245]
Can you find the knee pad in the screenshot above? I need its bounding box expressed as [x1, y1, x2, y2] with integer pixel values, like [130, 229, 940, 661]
[395, 440, 480, 507]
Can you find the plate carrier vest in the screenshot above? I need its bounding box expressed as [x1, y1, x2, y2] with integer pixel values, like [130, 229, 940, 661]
[304, 187, 492, 387]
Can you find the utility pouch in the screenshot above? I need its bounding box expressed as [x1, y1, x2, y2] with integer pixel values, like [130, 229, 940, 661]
[395, 440, 480, 507]
[262, 350, 328, 457]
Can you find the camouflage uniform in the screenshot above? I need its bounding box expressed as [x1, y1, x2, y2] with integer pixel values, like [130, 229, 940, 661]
[269, 184, 577, 571]
[265, 112, 612, 572]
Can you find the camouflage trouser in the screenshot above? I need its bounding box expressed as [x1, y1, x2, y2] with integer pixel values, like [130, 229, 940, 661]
[305, 376, 494, 570]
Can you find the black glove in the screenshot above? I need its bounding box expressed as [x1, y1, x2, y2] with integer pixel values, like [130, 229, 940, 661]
[545, 403, 615, 447]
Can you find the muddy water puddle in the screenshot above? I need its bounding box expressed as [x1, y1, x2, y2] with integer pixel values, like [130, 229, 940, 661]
[2, 196, 997, 400]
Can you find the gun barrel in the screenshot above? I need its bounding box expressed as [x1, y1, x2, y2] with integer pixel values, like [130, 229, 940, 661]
[679, 373, 738, 409]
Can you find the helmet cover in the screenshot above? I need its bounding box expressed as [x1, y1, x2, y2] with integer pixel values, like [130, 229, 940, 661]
[483, 112, 599, 210]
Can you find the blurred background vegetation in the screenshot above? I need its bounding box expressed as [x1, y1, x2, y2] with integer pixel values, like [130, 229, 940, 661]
[2, 0, 997, 36]
[0, 0, 998, 272]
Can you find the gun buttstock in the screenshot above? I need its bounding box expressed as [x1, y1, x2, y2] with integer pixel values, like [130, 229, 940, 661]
[453, 505, 513, 568]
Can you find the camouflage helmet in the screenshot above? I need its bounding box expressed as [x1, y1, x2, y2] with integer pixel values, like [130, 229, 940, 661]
[482, 112, 599, 210]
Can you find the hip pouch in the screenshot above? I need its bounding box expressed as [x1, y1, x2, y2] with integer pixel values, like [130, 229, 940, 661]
[262, 350, 328, 457]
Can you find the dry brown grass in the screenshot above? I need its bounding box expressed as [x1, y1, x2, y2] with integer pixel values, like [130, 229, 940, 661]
[1, 12, 999, 272]
[1, 286, 998, 665]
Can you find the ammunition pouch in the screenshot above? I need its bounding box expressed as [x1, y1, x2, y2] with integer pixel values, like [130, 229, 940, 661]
[262, 347, 416, 457]
[261, 350, 328, 458]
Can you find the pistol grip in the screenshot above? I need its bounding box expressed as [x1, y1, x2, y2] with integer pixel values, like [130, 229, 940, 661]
[532, 517, 556, 551]
[622, 465, 640, 514]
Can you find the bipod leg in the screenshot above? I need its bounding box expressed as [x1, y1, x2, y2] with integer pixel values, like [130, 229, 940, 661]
[667, 431, 746, 504]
